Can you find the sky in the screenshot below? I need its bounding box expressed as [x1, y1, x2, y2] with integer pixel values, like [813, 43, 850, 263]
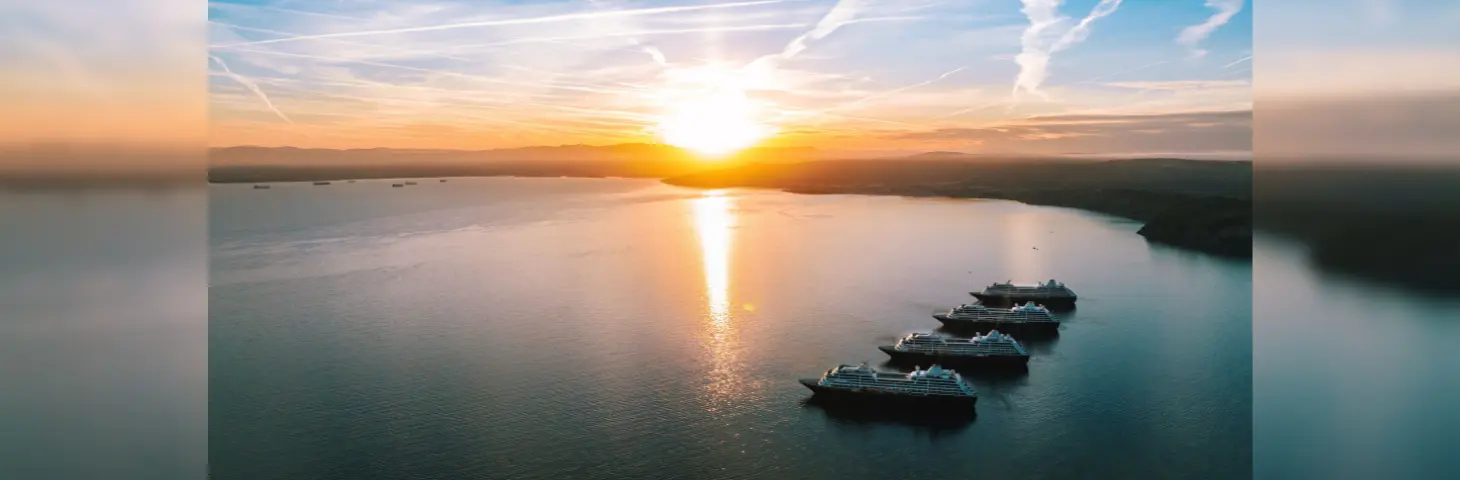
[206, 0, 1254, 156]
[2, 0, 203, 151]
[1256, 0, 1460, 161]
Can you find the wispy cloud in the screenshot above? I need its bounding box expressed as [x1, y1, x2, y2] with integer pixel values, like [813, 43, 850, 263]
[204, 0, 1250, 152]
[211, 0, 792, 48]
[643, 46, 669, 66]
[225, 47, 646, 100]
[886, 109, 1251, 154]
[1013, 0, 1124, 100]
[1177, 0, 1245, 58]
[210, 55, 293, 124]
[1103, 80, 1249, 90]
[437, 23, 811, 54]
[210, 21, 473, 62]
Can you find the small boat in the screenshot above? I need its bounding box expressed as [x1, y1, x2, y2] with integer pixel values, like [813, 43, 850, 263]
[391, 183, 404, 188]
[252, 184, 270, 189]
[404, 181, 418, 186]
[439, 179, 448, 183]
[313, 181, 331, 186]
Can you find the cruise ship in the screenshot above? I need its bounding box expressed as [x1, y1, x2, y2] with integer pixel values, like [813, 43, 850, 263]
[971, 279, 1077, 308]
[878, 331, 1030, 368]
[799, 363, 977, 408]
[933, 301, 1060, 337]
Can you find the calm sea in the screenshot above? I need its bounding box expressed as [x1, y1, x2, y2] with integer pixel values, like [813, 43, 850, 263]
[6, 179, 1456, 479]
[210, 177, 1253, 479]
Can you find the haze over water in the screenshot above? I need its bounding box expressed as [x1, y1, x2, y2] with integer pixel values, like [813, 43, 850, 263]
[210, 177, 1252, 479]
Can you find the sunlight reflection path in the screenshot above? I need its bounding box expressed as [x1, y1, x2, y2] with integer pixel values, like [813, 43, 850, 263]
[691, 190, 742, 411]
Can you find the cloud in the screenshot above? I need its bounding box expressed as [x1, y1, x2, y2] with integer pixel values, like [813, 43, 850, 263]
[440, 23, 810, 53]
[1102, 80, 1249, 90]
[643, 46, 668, 66]
[211, 0, 791, 48]
[206, 0, 1238, 151]
[210, 55, 293, 124]
[1177, 0, 1245, 58]
[2, 0, 204, 147]
[1261, 92, 1460, 159]
[1013, 0, 1124, 100]
[1024, 109, 1250, 123]
[887, 109, 1251, 154]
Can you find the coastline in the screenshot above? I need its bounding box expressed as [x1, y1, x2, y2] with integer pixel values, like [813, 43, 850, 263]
[206, 163, 1253, 258]
[206, 158, 1460, 294]
[658, 158, 1254, 259]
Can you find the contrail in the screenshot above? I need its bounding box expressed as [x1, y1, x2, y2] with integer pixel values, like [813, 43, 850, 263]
[777, 0, 862, 60]
[830, 66, 966, 112]
[223, 48, 663, 123]
[1222, 54, 1251, 69]
[1075, 60, 1168, 84]
[1053, 0, 1122, 50]
[1177, 0, 1245, 58]
[226, 47, 642, 98]
[208, 2, 369, 22]
[745, 0, 867, 74]
[210, 21, 474, 62]
[435, 23, 810, 53]
[209, 55, 293, 124]
[934, 99, 1007, 120]
[1013, 0, 1123, 101]
[210, 0, 792, 48]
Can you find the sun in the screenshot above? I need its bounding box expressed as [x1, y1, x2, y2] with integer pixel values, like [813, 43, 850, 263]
[656, 87, 775, 157]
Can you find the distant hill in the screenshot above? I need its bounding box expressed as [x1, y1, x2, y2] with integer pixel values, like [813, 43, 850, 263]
[664, 157, 1254, 257]
[1256, 164, 1460, 294]
[207, 144, 824, 183]
[207, 144, 1256, 259]
[210, 143, 821, 167]
[664, 157, 1252, 199]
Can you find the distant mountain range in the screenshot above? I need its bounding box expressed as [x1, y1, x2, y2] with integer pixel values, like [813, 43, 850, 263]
[207, 143, 1254, 187]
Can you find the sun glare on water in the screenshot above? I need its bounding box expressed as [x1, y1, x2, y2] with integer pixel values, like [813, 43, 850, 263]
[655, 67, 777, 157]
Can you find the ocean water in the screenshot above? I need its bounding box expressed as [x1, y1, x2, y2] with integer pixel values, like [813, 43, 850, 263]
[0, 188, 207, 479]
[210, 177, 1253, 479]
[1253, 237, 1460, 479]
